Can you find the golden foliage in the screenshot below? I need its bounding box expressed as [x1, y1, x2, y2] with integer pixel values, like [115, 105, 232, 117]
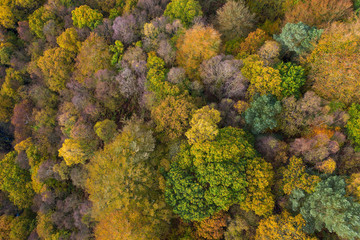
[176, 24, 221, 79]
[241, 55, 282, 99]
[242, 157, 275, 216]
[282, 156, 321, 195]
[307, 19, 360, 105]
[255, 211, 317, 240]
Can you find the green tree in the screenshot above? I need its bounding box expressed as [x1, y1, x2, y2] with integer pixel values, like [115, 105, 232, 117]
[28, 6, 56, 38]
[0, 42, 14, 65]
[164, 0, 203, 27]
[146, 52, 181, 101]
[0, 151, 34, 208]
[244, 94, 282, 134]
[10, 210, 36, 240]
[165, 127, 257, 221]
[94, 119, 117, 143]
[0, 68, 24, 100]
[346, 103, 360, 151]
[185, 106, 221, 145]
[275, 62, 306, 98]
[110, 40, 124, 66]
[71, 5, 103, 30]
[37, 47, 75, 92]
[274, 22, 323, 56]
[291, 176, 360, 240]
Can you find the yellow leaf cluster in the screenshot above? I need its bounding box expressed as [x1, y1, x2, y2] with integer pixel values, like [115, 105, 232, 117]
[255, 211, 318, 240]
[282, 156, 321, 195]
[242, 55, 282, 99]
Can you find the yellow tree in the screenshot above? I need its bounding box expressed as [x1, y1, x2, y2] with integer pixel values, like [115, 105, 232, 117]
[242, 157, 275, 216]
[56, 28, 81, 53]
[185, 106, 221, 145]
[241, 55, 282, 99]
[151, 94, 195, 140]
[281, 156, 320, 195]
[255, 211, 317, 240]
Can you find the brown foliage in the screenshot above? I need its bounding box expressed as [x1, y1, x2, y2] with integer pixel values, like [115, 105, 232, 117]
[11, 100, 33, 144]
[194, 211, 229, 240]
[285, 0, 353, 28]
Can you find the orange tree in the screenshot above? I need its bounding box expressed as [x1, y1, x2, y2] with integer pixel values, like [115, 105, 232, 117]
[176, 24, 221, 80]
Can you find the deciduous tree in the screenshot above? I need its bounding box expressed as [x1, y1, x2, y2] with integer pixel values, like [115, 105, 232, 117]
[71, 5, 103, 30]
[176, 24, 221, 79]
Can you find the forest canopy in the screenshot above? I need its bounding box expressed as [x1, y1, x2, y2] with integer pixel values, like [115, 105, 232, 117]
[0, 0, 359, 239]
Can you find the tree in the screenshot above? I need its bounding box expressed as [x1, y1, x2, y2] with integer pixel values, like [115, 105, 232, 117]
[56, 28, 81, 53]
[37, 47, 75, 92]
[1, 67, 24, 100]
[28, 6, 56, 38]
[0, 5, 16, 29]
[151, 94, 195, 140]
[0, 215, 13, 239]
[58, 138, 97, 166]
[11, 100, 33, 144]
[94, 119, 117, 143]
[9, 210, 36, 240]
[74, 33, 111, 84]
[112, 14, 144, 45]
[347, 173, 360, 202]
[244, 94, 282, 134]
[0, 151, 34, 208]
[164, 0, 202, 27]
[199, 55, 247, 100]
[291, 176, 360, 239]
[258, 40, 281, 66]
[176, 24, 221, 79]
[284, 0, 353, 28]
[275, 62, 306, 98]
[281, 156, 321, 195]
[242, 157, 274, 216]
[146, 52, 181, 101]
[165, 127, 257, 221]
[0, 42, 14, 65]
[109, 40, 124, 66]
[241, 55, 282, 99]
[306, 19, 360, 105]
[86, 118, 169, 221]
[71, 5, 103, 30]
[346, 103, 360, 151]
[216, 1, 256, 40]
[94, 207, 169, 240]
[194, 211, 229, 240]
[185, 106, 221, 145]
[274, 22, 323, 57]
[244, 0, 287, 22]
[255, 211, 317, 240]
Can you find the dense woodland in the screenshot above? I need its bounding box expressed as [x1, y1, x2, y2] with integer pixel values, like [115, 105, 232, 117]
[0, 0, 360, 239]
